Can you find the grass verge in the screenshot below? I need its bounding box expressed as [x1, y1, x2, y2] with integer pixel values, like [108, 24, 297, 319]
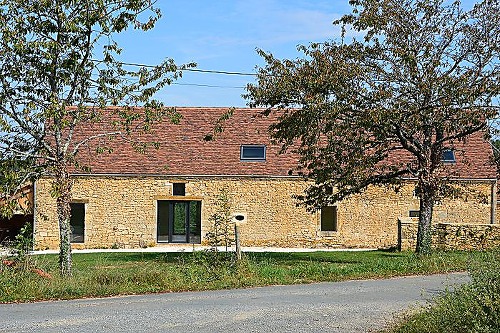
[0, 249, 488, 303]
[384, 249, 500, 333]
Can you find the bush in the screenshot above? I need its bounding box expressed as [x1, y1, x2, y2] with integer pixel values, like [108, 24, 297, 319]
[388, 250, 500, 333]
[1, 223, 35, 270]
[183, 250, 239, 282]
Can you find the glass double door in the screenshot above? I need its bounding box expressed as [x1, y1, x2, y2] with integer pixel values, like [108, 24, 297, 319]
[157, 200, 201, 243]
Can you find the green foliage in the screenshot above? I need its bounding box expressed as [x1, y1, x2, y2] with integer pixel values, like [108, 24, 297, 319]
[0, 158, 35, 219]
[0, 223, 40, 275]
[0, 0, 195, 275]
[387, 250, 500, 333]
[0, 250, 488, 303]
[12, 223, 34, 262]
[205, 188, 234, 251]
[203, 107, 235, 141]
[182, 250, 239, 282]
[491, 139, 500, 174]
[246, 0, 500, 254]
[198, 188, 238, 277]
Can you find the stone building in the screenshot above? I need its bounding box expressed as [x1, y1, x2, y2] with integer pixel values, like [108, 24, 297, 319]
[32, 107, 497, 250]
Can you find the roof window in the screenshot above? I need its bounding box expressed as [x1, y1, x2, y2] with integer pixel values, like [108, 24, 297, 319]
[442, 149, 456, 163]
[240, 145, 266, 161]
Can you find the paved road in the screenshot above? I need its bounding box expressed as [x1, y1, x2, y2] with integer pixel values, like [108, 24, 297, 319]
[0, 273, 468, 333]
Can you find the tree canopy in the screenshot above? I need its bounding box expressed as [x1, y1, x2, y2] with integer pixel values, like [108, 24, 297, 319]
[246, 0, 500, 254]
[0, 0, 193, 274]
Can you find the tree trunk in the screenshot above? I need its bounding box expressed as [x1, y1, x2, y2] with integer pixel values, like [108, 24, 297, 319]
[54, 168, 73, 276]
[416, 181, 435, 255]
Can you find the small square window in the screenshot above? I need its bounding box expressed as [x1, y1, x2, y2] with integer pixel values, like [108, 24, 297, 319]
[409, 210, 420, 218]
[240, 145, 266, 161]
[442, 149, 456, 163]
[321, 206, 338, 232]
[173, 183, 186, 196]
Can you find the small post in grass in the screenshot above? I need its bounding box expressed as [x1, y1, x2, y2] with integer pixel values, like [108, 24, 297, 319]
[231, 213, 247, 261]
[234, 223, 241, 261]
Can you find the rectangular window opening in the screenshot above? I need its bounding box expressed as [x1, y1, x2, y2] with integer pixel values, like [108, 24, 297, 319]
[321, 206, 338, 232]
[240, 145, 266, 161]
[70, 202, 85, 243]
[173, 183, 186, 196]
[442, 149, 456, 163]
[409, 210, 420, 218]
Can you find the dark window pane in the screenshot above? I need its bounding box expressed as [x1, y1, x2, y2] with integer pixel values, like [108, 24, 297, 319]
[321, 206, 337, 232]
[156, 200, 201, 244]
[173, 183, 185, 196]
[442, 149, 456, 162]
[70, 203, 85, 243]
[409, 210, 420, 217]
[189, 201, 202, 244]
[241, 145, 266, 160]
[157, 201, 169, 242]
[173, 203, 186, 236]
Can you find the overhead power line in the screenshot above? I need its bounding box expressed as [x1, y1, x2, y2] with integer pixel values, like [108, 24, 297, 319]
[172, 82, 246, 89]
[102, 60, 258, 76]
[90, 59, 257, 89]
[183, 68, 257, 76]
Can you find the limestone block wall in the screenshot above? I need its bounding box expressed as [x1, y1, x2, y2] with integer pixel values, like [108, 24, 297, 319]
[34, 177, 494, 250]
[323, 181, 493, 249]
[496, 200, 500, 224]
[399, 220, 500, 251]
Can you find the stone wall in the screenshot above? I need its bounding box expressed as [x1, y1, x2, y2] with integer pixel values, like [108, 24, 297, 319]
[398, 219, 500, 251]
[34, 176, 494, 250]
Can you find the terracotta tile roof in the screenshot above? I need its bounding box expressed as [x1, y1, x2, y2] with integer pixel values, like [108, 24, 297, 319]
[0, 184, 33, 213]
[457, 132, 498, 179]
[71, 107, 299, 176]
[383, 130, 497, 179]
[70, 107, 496, 179]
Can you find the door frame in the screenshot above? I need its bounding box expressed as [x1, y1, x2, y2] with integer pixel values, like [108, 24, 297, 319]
[157, 199, 201, 244]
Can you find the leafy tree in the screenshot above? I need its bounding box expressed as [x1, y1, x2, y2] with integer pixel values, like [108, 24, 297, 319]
[246, 0, 500, 254]
[0, 0, 194, 275]
[205, 188, 234, 252]
[491, 139, 500, 174]
[0, 156, 37, 218]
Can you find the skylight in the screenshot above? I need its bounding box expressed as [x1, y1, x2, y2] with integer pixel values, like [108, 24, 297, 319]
[240, 145, 266, 161]
[442, 149, 456, 163]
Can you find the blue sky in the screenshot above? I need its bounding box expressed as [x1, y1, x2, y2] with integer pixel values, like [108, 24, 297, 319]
[113, 0, 478, 107]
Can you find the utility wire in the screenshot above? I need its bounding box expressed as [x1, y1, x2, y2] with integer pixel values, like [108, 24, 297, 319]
[183, 68, 257, 76]
[101, 60, 258, 76]
[90, 59, 256, 89]
[172, 82, 246, 89]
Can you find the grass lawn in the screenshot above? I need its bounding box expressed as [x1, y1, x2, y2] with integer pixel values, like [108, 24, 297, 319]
[0, 249, 489, 303]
